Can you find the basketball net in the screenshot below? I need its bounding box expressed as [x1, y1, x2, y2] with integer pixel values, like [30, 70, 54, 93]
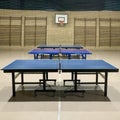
[59, 20, 64, 27]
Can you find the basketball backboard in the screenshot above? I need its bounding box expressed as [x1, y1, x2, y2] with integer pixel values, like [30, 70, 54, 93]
[55, 14, 68, 25]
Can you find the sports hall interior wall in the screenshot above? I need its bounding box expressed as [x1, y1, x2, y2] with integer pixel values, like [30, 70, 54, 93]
[0, 9, 120, 49]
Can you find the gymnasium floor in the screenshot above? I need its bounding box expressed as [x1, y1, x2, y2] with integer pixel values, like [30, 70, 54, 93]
[0, 48, 120, 120]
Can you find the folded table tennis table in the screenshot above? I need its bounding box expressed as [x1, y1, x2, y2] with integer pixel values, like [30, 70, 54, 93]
[2, 59, 119, 97]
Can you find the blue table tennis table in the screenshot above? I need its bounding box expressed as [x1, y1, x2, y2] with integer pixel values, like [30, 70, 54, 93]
[60, 49, 92, 59]
[2, 59, 119, 97]
[28, 48, 60, 59]
[28, 48, 92, 59]
[2, 60, 59, 96]
[37, 45, 83, 49]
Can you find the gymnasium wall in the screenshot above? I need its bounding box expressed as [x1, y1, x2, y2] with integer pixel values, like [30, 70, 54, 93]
[0, 9, 120, 48]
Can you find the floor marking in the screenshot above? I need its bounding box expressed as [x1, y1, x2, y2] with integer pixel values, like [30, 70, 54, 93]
[57, 100, 61, 120]
[57, 72, 61, 120]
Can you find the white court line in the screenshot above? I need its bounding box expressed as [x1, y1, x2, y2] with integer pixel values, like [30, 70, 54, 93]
[57, 71, 62, 120]
[58, 100, 61, 120]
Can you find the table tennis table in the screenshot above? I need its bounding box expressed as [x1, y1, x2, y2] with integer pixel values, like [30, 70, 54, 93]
[28, 48, 92, 59]
[60, 49, 92, 59]
[28, 48, 60, 59]
[37, 45, 83, 49]
[2, 59, 119, 97]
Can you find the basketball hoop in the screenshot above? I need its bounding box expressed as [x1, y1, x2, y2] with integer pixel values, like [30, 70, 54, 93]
[55, 14, 68, 27]
[58, 17, 65, 27]
[59, 20, 64, 26]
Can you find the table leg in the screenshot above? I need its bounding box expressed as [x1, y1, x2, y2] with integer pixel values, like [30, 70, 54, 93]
[50, 54, 52, 59]
[43, 72, 46, 91]
[21, 72, 24, 86]
[68, 54, 71, 59]
[12, 72, 15, 97]
[34, 54, 38, 59]
[43, 72, 49, 91]
[82, 54, 86, 59]
[34, 71, 55, 96]
[104, 72, 108, 97]
[71, 72, 75, 80]
[64, 72, 85, 96]
[74, 72, 77, 91]
[96, 72, 98, 85]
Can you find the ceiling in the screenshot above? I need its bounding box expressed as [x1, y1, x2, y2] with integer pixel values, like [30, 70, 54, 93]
[0, 0, 120, 11]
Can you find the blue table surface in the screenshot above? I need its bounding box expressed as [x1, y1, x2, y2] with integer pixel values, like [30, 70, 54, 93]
[2, 59, 59, 71]
[59, 45, 83, 49]
[60, 59, 118, 72]
[28, 49, 91, 54]
[37, 45, 83, 49]
[60, 49, 92, 54]
[28, 49, 60, 54]
[2, 59, 119, 72]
